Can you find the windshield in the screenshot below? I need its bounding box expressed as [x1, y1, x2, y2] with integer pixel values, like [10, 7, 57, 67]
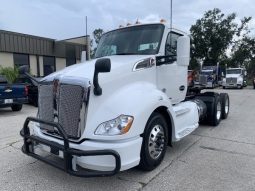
[95, 24, 164, 58]
[226, 69, 241, 74]
[201, 71, 213, 75]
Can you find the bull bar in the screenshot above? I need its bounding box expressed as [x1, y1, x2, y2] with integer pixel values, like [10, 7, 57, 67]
[20, 117, 121, 177]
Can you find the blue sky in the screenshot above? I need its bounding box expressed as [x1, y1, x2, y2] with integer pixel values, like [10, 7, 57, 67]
[0, 0, 254, 40]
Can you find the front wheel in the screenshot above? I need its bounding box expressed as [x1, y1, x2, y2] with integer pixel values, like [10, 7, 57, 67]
[138, 112, 168, 171]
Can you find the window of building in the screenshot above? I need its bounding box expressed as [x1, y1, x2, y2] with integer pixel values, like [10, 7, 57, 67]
[165, 32, 182, 56]
[13, 53, 29, 68]
[66, 57, 76, 67]
[43, 56, 55, 76]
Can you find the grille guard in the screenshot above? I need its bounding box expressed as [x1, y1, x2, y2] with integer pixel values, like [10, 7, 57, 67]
[20, 117, 121, 177]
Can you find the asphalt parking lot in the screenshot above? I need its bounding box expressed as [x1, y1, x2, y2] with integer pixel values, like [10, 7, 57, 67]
[0, 87, 255, 191]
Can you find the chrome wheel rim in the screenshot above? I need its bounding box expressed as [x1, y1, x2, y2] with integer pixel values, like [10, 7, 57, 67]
[216, 101, 221, 120]
[225, 97, 229, 114]
[148, 125, 165, 159]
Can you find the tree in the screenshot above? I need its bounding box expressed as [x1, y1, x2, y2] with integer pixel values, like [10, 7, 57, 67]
[93, 28, 104, 45]
[190, 8, 252, 69]
[90, 28, 104, 58]
[230, 37, 255, 78]
[0, 66, 19, 84]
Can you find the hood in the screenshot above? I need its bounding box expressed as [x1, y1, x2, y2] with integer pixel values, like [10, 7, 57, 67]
[41, 55, 153, 83]
[226, 74, 242, 78]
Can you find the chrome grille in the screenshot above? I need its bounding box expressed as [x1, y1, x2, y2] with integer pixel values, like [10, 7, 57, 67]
[58, 84, 84, 138]
[199, 75, 207, 86]
[226, 77, 237, 84]
[38, 81, 87, 139]
[38, 84, 54, 131]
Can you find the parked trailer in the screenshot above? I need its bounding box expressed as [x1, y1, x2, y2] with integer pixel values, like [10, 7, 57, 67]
[20, 22, 230, 177]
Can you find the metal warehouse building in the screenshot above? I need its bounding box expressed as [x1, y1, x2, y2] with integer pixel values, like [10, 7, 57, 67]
[0, 30, 90, 77]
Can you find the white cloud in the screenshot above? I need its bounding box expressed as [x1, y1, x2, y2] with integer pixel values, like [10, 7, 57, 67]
[0, 0, 254, 39]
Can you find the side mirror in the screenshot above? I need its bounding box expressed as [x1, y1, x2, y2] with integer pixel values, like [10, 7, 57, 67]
[19, 65, 40, 84]
[177, 36, 190, 66]
[18, 65, 29, 75]
[93, 58, 111, 96]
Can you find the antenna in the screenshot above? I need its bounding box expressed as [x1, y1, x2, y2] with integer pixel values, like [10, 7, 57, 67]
[170, 0, 173, 30]
[85, 16, 88, 60]
[169, 0, 173, 52]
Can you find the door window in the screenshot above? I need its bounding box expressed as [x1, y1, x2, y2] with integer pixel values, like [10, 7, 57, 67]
[165, 32, 182, 56]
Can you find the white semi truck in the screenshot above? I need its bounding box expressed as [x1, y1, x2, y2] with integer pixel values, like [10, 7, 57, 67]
[222, 68, 247, 89]
[20, 22, 230, 177]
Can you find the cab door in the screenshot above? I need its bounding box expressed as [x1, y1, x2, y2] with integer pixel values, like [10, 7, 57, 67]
[156, 32, 186, 104]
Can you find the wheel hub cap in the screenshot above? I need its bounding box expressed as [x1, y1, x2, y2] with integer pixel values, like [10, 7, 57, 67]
[225, 97, 229, 114]
[148, 125, 165, 159]
[217, 101, 221, 120]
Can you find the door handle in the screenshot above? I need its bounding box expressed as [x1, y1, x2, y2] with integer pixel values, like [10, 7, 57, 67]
[179, 85, 185, 91]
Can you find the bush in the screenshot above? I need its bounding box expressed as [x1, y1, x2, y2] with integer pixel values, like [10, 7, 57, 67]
[0, 66, 19, 84]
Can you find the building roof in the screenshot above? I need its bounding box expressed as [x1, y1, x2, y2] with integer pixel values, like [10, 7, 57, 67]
[0, 30, 89, 59]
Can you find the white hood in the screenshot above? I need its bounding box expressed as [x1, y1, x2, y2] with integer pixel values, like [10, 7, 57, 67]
[226, 74, 242, 78]
[42, 55, 153, 83]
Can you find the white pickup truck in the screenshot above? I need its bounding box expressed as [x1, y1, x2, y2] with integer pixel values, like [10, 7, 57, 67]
[222, 68, 247, 89]
[20, 22, 230, 177]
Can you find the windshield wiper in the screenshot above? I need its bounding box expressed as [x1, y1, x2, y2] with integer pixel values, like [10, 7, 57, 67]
[115, 53, 138, 55]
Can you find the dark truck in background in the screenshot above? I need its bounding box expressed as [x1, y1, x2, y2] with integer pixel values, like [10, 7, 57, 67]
[16, 76, 41, 107]
[0, 75, 28, 111]
[195, 65, 223, 88]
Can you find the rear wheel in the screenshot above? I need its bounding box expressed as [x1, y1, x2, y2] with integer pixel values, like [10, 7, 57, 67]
[202, 93, 221, 126]
[220, 93, 230, 119]
[211, 95, 222, 126]
[138, 112, 168, 171]
[11, 104, 23, 111]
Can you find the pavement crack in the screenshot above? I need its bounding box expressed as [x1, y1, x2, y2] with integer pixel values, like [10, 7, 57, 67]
[200, 145, 255, 158]
[192, 133, 255, 146]
[7, 140, 22, 150]
[0, 145, 10, 150]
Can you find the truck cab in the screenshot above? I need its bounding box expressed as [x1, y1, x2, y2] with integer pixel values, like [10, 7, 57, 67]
[197, 65, 222, 88]
[20, 22, 230, 177]
[223, 68, 247, 89]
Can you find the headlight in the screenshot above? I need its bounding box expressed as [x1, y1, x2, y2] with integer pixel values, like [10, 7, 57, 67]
[95, 115, 134, 136]
[238, 79, 243, 83]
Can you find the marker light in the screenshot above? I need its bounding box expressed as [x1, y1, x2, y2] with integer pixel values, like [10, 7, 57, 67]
[160, 19, 166, 23]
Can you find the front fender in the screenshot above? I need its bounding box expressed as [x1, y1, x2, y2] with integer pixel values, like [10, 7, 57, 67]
[84, 82, 174, 141]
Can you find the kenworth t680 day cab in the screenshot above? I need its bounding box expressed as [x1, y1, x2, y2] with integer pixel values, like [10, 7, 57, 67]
[20, 23, 230, 177]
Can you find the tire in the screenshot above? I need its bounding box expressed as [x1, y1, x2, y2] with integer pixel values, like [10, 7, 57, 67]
[223, 86, 225, 89]
[138, 112, 168, 171]
[199, 93, 221, 126]
[210, 94, 222, 126]
[11, 104, 23, 111]
[220, 93, 230, 119]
